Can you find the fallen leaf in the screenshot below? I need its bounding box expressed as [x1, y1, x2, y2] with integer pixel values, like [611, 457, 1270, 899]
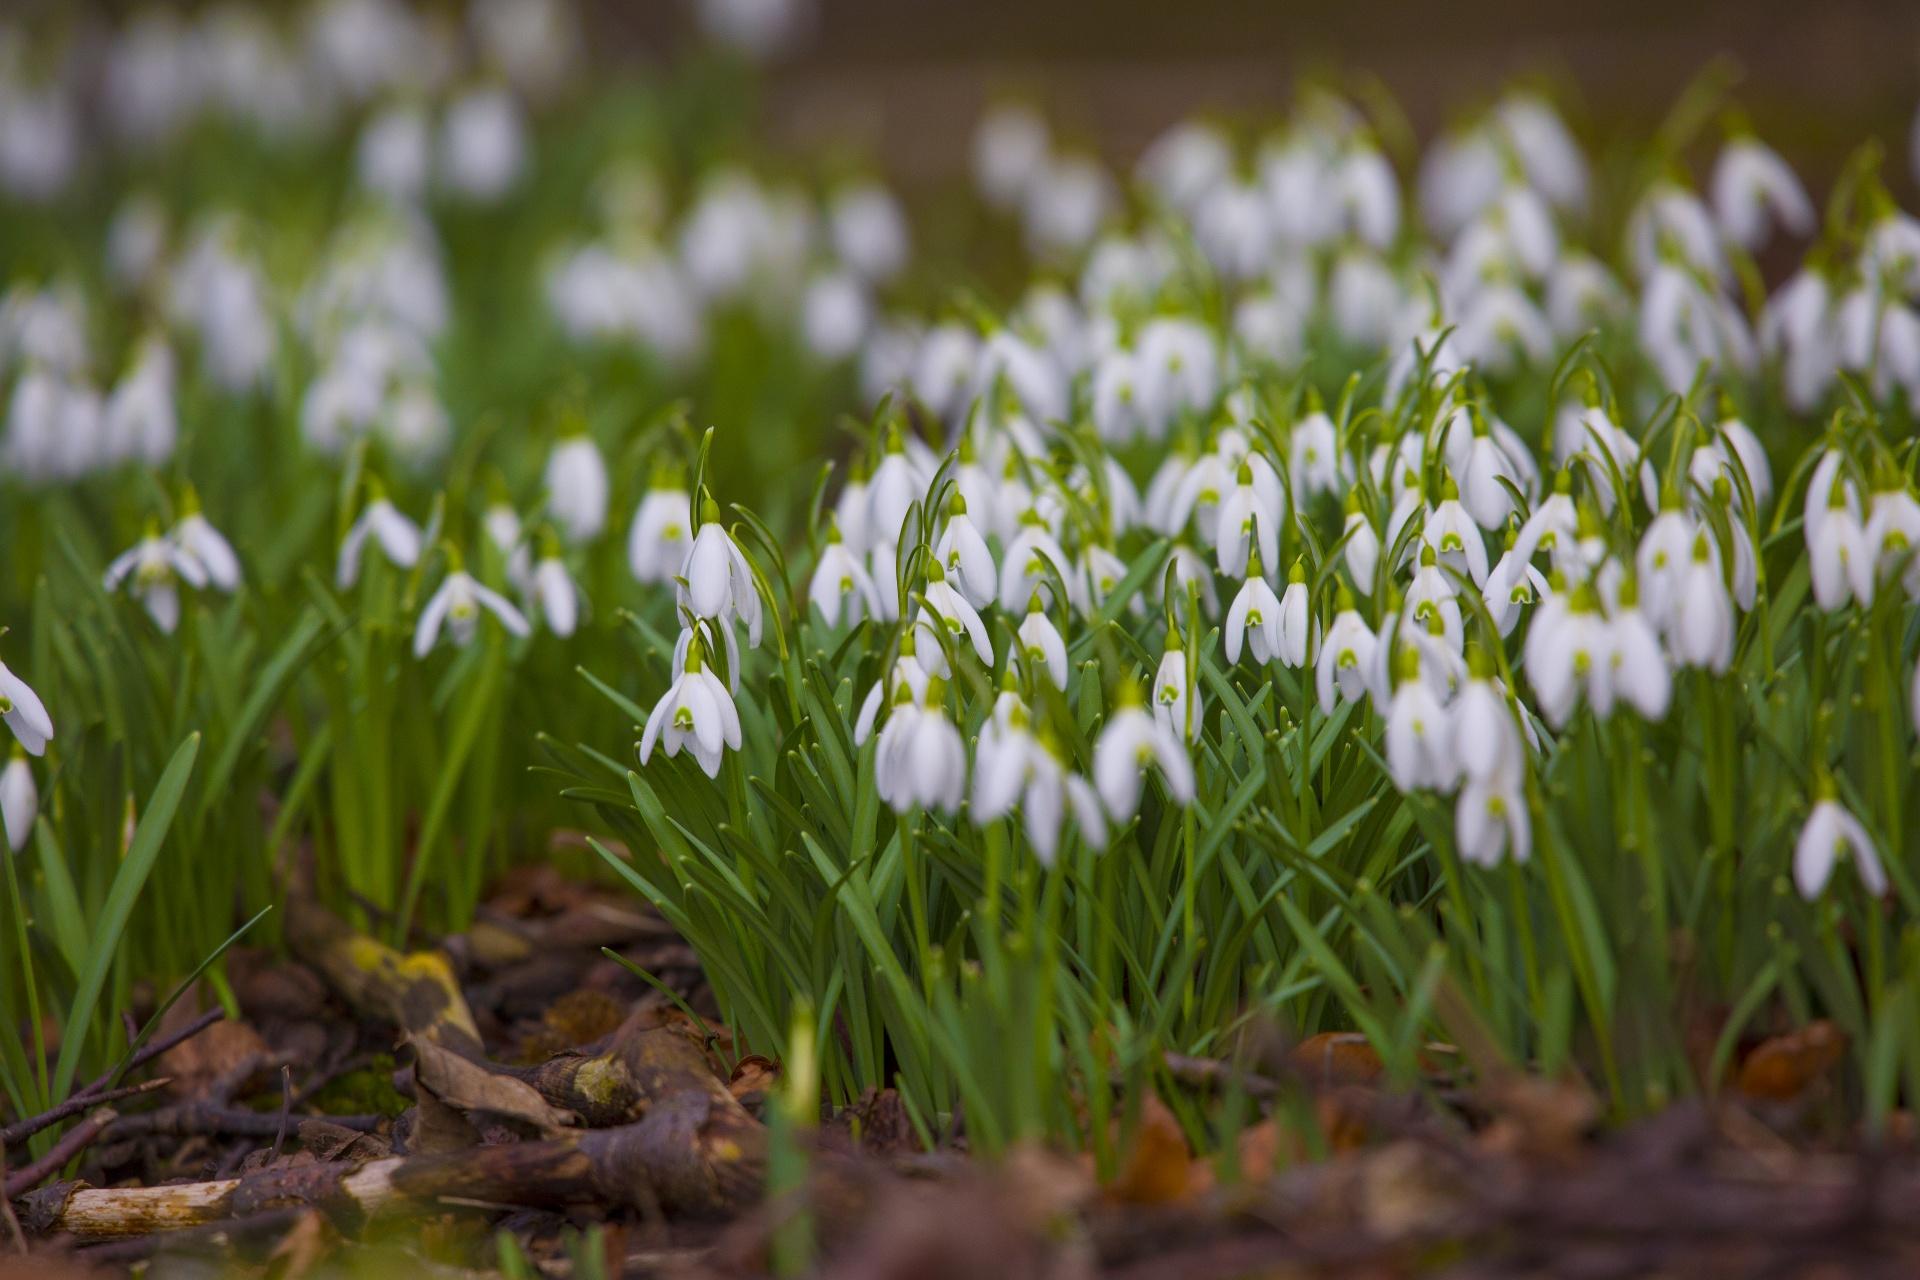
[728, 1054, 780, 1102]
[1736, 1021, 1848, 1101]
[407, 1035, 577, 1135]
[1288, 1032, 1385, 1088]
[1104, 1095, 1198, 1204]
[264, 1209, 330, 1280]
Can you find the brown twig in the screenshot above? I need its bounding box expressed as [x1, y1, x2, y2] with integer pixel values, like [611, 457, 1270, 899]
[4, 1107, 117, 1197]
[1, 1077, 172, 1149]
[105, 1104, 384, 1141]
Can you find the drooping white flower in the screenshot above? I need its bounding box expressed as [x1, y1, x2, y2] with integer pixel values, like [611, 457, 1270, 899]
[1342, 499, 1381, 594]
[1421, 482, 1490, 587]
[638, 634, 743, 780]
[0, 659, 53, 757]
[1093, 685, 1196, 821]
[172, 500, 241, 593]
[915, 558, 994, 668]
[105, 529, 209, 633]
[1710, 137, 1814, 252]
[1, 752, 36, 851]
[971, 709, 1107, 864]
[1153, 634, 1201, 744]
[998, 514, 1074, 613]
[438, 85, 528, 203]
[1223, 567, 1283, 667]
[1457, 775, 1531, 867]
[679, 499, 764, 647]
[973, 102, 1051, 211]
[829, 181, 911, 285]
[1864, 485, 1920, 599]
[629, 484, 693, 585]
[337, 491, 424, 589]
[1607, 582, 1672, 721]
[1316, 593, 1379, 714]
[545, 433, 610, 544]
[808, 524, 882, 627]
[875, 680, 967, 815]
[1523, 587, 1611, 729]
[934, 495, 997, 610]
[103, 335, 177, 466]
[1017, 600, 1070, 690]
[1635, 507, 1696, 633]
[1288, 407, 1342, 507]
[413, 566, 532, 656]
[1671, 533, 1735, 673]
[531, 551, 582, 638]
[1385, 650, 1458, 794]
[1215, 460, 1283, 578]
[1793, 795, 1887, 900]
[1805, 452, 1873, 611]
[1451, 666, 1524, 787]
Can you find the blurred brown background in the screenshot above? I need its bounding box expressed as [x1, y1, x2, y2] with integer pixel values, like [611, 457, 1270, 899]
[600, 0, 1920, 189]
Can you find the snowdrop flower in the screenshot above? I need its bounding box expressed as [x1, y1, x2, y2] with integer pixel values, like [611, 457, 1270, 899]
[337, 489, 424, 588]
[1, 751, 35, 851]
[866, 430, 929, 548]
[545, 433, 610, 545]
[1216, 461, 1283, 578]
[1153, 630, 1201, 743]
[1289, 406, 1342, 506]
[1093, 681, 1196, 821]
[1523, 585, 1611, 728]
[1865, 484, 1920, 598]
[106, 527, 210, 633]
[639, 633, 742, 780]
[172, 497, 241, 593]
[875, 680, 966, 815]
[1275, 561, 1313, 668]
[1671, 533, 1735, 673]
[1805, 453, 1873, 611]
[103, 336, 177, 466]
[629, 482, 693, 585]
[829, 182, 911, 284]
[1073, 543, 1135, 619]
[413, 562, 532, 656]
[1223, 557, 1284, 666]
[916, 559, 994, 667]
[1422, 481, 1491, 587]
[1022, 155, 1116, 261]
[356, 104, 431, 204]
[1794, 793, 1887, 900]
[1452, 661, 1525, 787]
[1484, 533, 1548, 638]
[934, 494, 997, 610]
[438, 85, 527, 203]
[971, 708, 1107, 864]
[530, 536, 583, 637]
[1342, 497, 1381, 594]
[1385, 649, 1458, 793]
[1316, 591, 1379, 714]
[1136, 121, 1233, 213]
[1334, 141, 1401, 249]
[973, 102, 1051, 210]
[998, 513, 1074, 613]
[801, 270, 871, 361]
[679, 498, 763, 647]
[1636, 506, 1696, 631]
[809, 522, 882, 627]
[1710, 136, 1814, 252]
[1606, 579, 1672, 721]
[0, 659, 53, 757]
[1457, 775, 1531, 867]
[1165, 544, 1222, 619]
[854, 632, 931, 745]
[1134, 317, 1219, 436]
[1017, 600, 1070, 690]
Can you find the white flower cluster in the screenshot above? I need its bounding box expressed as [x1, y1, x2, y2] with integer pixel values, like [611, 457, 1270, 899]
[545, 166, 911, 372]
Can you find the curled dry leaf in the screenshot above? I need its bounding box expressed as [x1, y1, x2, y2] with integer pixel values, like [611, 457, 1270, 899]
[1103, 1095, 1199, 1205]
[1288, 1032, 1386, 1088]
[407, 1035, 577, 1135]
[1736, 1020, 1848, 1101]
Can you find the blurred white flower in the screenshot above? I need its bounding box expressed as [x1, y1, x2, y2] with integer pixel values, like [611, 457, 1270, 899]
[1093, 691, 1195, 821]
[1710, 137, 1813, 251]
[337, 493, 424, 588]
[438, 86, 528, 203]
[1794, 796, 1886, 900]
[1, 751, 35, 851]
[105, 531, 209, 633]
[413, 567, 531, 656]
[545, 434, 610, 544]
[0, 659, 53, 757]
